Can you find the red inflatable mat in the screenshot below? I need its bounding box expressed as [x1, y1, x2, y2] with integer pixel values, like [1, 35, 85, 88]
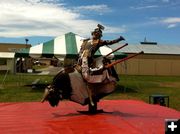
[0, 100, 179, 134]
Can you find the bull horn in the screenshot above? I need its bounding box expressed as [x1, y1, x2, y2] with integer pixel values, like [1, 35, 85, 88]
[41, 88, 49, 103]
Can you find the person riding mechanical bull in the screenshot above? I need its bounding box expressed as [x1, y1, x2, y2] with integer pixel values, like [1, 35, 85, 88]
[41, 24, 126, 113]
[77, 24, 125, 83]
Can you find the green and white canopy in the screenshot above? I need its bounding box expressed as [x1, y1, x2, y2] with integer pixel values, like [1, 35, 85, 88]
[15, 32, 126, 59]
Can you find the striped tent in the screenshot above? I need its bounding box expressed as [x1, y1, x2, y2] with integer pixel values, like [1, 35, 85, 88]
[15, 32, 126, 59]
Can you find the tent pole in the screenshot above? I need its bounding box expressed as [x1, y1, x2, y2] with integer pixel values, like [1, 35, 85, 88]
[0, 70, 9, 89]
[13, 57, 16, 75]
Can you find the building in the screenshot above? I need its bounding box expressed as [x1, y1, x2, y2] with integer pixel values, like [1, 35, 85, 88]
[0, 43, 31, 73]
[116, 42, 180, 76]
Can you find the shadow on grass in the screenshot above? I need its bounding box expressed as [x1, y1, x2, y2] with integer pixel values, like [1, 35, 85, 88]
[24, 84, 49, 92]
[114, 84, 138, 93]
[0, 90, 4, 94]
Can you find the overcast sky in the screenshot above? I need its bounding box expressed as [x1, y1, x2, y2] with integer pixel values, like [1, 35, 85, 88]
[0, 0, 180, 45]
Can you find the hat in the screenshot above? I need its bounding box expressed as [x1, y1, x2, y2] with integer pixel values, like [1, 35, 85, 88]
[91, 24, 104, 37]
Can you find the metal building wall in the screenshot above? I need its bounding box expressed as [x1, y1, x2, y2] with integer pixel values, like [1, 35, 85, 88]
[115, 54, 180, 76]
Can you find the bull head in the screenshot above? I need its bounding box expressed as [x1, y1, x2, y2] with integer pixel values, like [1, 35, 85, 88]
[41, 85, 62, 107]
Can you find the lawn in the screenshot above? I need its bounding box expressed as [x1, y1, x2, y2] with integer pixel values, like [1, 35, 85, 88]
[0, 73, 180, 111]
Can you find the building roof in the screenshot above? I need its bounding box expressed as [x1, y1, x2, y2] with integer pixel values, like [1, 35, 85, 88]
[118, 44, 180, 55]
[0, 43, 31, 52]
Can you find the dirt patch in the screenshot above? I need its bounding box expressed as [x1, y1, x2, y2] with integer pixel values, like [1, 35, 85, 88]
[158, 82, 180, 88]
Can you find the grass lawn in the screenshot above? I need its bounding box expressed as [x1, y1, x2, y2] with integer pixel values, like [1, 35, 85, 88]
[0, 73, 180, 111]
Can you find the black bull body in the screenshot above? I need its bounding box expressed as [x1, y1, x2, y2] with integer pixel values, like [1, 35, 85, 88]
[41, 68, 116, 107]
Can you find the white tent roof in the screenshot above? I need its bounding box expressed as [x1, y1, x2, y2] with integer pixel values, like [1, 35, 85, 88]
[16, 32, 126, 59]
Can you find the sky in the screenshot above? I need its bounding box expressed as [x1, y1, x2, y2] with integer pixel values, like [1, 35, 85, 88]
[0, 0, 180, 46]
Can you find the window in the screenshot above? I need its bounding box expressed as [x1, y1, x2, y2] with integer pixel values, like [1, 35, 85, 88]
[0, 59, 7, 65]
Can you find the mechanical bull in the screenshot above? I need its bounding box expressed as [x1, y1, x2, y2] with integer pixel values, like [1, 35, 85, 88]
[41, 44, 143, 113]
[41, 57, 117, 113]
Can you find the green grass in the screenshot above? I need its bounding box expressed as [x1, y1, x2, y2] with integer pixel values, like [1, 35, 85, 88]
[0, 74, 180, 111]
[105, 75, 180, 111]
[0, 74, 53, 102]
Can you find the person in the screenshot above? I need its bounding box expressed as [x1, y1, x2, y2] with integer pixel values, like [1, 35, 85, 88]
[77, 24, 125, 83]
